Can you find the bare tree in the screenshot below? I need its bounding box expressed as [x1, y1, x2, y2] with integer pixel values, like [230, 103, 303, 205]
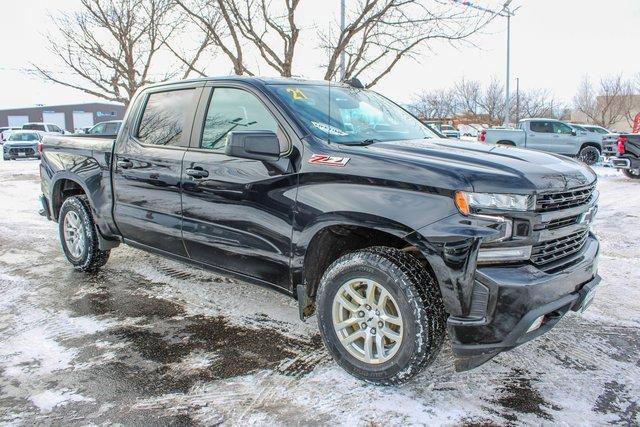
[454, 78, 481, 116]
[174, 0, 252, 75]
[574, 74, 634, 128]
[32, 0, 203, 105]
[320, 0, 496, 88]
[410, 88, 456, 120]
[477, 77, 504, 122]
[226, 0, 301, 77]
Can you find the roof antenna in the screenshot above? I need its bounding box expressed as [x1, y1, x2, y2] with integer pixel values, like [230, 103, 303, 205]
[343, 77, 365, 89]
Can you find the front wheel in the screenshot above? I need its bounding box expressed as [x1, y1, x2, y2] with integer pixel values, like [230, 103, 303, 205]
[58, 195, 110, 272]
[578, 146, 600, 166]
[622, 168, 640, 179]
[316, 247, 446, 385]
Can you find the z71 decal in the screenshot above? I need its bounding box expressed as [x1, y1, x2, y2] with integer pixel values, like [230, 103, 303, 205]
[308, 154, 350, 167]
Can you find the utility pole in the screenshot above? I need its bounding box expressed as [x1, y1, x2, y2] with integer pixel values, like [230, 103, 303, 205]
[502, 1, 519, 126]
[515, 77, 520, 123]
[339, 0, 346, 81]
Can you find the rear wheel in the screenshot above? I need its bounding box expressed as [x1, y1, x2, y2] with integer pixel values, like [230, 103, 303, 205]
[316, 247, 446, 385]
[58, 195, 110, 272]
[622, 168, 640, 179]
[578, 145, 600, 166]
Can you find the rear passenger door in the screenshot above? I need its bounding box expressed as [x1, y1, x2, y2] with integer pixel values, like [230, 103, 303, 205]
[112, 83, 203, 257]
[180, 84, 298, 290]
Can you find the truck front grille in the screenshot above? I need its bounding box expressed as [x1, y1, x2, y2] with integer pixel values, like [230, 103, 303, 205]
[531, 229, 589, 266]
[536, 185, 595, 212]
[9, 147, 35, 156]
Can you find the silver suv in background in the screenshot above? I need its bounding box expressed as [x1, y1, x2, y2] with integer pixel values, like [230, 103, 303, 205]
[479, 118, 603, 165]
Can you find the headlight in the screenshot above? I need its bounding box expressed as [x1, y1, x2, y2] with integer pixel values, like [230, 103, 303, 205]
[455, 191, 534, 215]
[477, 246, 532, 264]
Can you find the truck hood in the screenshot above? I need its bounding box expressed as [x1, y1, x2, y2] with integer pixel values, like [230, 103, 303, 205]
[362, 138, 596, 193]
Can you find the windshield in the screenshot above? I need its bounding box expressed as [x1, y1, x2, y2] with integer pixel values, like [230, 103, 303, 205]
[268, 84, 437, 144]
[9, 132, 38, 141]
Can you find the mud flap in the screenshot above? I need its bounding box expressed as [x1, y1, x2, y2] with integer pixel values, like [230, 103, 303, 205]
[296, 284, 315, 321]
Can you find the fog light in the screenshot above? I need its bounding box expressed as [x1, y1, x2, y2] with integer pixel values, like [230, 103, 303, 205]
[526, 315, 545, 333]
[477, 246, 532, 264]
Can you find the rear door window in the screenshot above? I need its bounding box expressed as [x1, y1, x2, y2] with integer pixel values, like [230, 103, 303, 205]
[529, 121, 553, 133]
[104, 122, 120, 134]
[137, 89, 196, 146]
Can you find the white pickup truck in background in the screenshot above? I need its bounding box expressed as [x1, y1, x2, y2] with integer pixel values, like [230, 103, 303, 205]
[479, 118, 603, 165]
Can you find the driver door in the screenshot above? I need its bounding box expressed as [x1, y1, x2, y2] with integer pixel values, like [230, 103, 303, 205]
[180, 85, 298, 290]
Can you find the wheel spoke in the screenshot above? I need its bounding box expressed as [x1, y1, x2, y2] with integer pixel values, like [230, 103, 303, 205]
[345, 282, 366, 305]
[380, 313, 402, 327]
[340, 329, 365, 345]
[381, 327, 401, 342]
[375, 332, 385, 360]
[334, 316, 359, 332]
[365, 280, 376, 305]
[336, 293, 359, 313]
[363, 333, 374, 362]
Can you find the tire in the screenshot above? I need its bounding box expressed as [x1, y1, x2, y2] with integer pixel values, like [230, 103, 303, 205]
[622, 168, 640, 179]
[578, 145, 600, 166]
[58, 195, 110, 272]
[316, 247, 446, 385]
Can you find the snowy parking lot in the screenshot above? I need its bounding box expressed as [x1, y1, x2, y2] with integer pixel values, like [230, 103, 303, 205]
[0, 158, 639, 425]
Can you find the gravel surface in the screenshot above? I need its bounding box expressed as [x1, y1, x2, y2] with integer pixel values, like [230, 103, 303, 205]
[0, 158, 638, 426]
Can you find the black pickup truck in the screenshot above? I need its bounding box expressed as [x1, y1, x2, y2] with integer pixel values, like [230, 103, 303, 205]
[39, 77, 601, 385]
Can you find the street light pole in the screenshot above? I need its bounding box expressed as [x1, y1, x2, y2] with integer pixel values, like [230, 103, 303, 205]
[339, 0, 346, 81]
[451, 1, 518, 126]
[504, 9, 511, 126]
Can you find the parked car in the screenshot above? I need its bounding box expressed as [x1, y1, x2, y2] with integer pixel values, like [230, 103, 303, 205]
[39, 76, 600, 385]
[439, 124, 461, 139]
[458, 124, 479, 137]
[568, 123, 591, 136]
[2, 130, 42, 160]
[23, 122, 66, 135]
[479, 118, 603, 165]
[85, 120, 122, 136]
[608, 133, 640, 179]
[0, 126, 22, 144]
[582, 125, 612, 135]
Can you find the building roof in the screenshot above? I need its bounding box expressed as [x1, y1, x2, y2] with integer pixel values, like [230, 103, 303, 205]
[0, 101, 125, 112]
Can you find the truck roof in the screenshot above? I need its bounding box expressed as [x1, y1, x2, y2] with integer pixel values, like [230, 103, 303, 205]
[519, 118, 562, 122]
[142, 75, 352, 91]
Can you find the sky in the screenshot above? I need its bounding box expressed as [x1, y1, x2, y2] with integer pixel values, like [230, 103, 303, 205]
[0, 0, 638, 109]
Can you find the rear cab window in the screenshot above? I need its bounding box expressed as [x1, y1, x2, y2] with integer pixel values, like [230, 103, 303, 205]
[23, 124, 46, 132]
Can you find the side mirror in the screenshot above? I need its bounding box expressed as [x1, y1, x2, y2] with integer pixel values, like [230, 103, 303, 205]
[225, 130, 281, 161]
[571, 130, 577, 136]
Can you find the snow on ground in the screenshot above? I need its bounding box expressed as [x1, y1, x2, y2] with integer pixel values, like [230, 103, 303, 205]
[0, 158, 639, 425]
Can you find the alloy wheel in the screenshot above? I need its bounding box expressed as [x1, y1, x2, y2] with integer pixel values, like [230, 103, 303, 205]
[332, 278, 403, 364]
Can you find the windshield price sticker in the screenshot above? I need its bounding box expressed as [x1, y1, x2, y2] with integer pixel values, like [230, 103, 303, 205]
[286, 88, 308, 100]
[311, 121, 348, 136]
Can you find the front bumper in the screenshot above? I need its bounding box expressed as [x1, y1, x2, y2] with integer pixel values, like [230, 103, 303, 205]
[448, 233, 600, 371]
[607, 156, 639, 170]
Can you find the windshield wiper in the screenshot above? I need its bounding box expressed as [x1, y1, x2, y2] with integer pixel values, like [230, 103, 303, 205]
[341, 138, 380, 146]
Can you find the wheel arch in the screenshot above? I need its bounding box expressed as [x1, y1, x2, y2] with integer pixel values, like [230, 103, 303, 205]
[294, 214, 435, 302]
[496, 140, 516, 146]
[50, 174, 91, 222]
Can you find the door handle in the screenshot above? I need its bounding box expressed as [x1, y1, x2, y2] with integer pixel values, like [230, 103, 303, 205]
[185, 167, 209, 179]
[117, 159, 133, 169]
